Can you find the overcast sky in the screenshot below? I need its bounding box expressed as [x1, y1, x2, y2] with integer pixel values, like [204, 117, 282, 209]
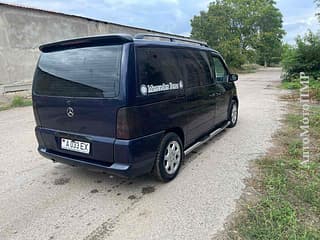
[2, 0, 319, 44]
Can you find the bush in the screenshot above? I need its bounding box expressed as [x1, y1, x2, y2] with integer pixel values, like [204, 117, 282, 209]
[11, 96, 32, 108]
[281, 31, 320, 101]
[282, 31, 320, 80]
[0, 96, 32, 111]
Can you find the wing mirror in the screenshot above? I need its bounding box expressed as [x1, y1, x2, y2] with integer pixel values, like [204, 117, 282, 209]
[228, 74, 238, 82]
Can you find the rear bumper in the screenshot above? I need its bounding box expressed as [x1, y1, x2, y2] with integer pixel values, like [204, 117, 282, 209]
[38, 147, 154, 177]
[36, 128, 164, 178]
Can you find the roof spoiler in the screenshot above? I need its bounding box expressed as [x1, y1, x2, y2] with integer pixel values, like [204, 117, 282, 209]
[39, 34, 133, 52]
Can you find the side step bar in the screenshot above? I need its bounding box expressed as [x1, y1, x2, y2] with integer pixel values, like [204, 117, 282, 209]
[184, 121, 230, 155]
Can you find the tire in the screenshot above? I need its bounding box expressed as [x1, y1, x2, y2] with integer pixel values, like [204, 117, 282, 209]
[152, 132, 183, 182]
[228, 100, 238, 128]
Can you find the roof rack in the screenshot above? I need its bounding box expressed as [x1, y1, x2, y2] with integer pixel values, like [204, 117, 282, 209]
[134, 33, 208, 47]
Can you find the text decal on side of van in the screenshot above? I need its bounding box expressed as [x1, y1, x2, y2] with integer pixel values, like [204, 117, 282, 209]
[140, 80, 184, 95]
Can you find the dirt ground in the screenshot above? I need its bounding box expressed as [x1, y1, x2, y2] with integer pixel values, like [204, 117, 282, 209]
[0, 68, 287, 240]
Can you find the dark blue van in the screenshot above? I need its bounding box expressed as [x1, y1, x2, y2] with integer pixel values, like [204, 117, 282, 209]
[32, 34, 239, 182]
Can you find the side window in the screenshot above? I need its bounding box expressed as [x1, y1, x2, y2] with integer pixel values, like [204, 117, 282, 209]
[178, 50, 212, 88]
[213, 56, 228, 82]
[136, 47, 183, 96]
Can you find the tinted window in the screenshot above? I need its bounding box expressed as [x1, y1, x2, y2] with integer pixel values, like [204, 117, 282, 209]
[136, 47, 182, 95]
[213, 56, 228, 82]
[178, 50, 212, 87]
[34, 45, 122, 98]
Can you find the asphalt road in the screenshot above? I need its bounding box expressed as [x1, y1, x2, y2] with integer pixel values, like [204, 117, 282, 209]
[0, 68, 286, 240]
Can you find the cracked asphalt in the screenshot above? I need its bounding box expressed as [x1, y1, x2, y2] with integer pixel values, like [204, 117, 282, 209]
[0, 68, 286, 240]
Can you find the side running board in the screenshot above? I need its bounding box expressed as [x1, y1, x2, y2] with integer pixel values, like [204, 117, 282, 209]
[184, 121, 230, 155]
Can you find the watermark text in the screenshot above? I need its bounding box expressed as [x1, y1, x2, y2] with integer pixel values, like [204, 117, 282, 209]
[299, 72, 310, 164]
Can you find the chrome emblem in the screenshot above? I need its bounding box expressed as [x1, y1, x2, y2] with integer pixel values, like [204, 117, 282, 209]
[66, 107, 74, 118]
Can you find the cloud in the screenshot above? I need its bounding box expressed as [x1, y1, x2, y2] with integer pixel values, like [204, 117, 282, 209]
[276, 0, 320, 43]
[2, 0, 319, 44]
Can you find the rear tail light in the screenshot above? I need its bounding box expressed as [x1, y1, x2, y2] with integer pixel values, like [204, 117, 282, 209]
[116, 107, 141, 140]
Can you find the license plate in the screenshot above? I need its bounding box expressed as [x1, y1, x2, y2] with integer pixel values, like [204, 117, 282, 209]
[61, 138, 90, 154]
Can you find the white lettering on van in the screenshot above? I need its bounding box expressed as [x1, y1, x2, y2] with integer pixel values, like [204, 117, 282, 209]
[140, 80, 184, 95]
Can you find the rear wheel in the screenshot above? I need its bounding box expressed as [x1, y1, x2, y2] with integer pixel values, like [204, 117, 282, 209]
[152, 133, 183, 182]
[228, 100, 238, 128]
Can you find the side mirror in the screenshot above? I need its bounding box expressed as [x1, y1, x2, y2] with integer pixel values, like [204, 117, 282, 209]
[229, 74, 238, 82]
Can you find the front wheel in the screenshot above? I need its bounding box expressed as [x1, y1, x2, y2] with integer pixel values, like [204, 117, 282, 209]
[228, 100, 238, 128]
[152, 133, 183, 182]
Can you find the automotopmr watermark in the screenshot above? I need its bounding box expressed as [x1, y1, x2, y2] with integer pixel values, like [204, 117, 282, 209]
[299, 72, 310, 164]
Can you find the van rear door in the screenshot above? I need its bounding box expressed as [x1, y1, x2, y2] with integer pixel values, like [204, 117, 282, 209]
[33, 36, 131, 163]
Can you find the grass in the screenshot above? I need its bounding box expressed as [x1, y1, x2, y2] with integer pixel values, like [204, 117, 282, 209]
[0, 96, 32, 111]
[281, 77, 320, 102]
[226, 104, 320, 240]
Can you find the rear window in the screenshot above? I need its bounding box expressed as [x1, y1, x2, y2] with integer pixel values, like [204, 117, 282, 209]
[34, 45, 122, 98]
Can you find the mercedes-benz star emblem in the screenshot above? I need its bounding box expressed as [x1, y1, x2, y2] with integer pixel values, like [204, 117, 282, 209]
[66, 107, 74, 118]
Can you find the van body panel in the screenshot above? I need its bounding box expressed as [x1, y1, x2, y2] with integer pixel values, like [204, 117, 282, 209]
[114, 131, 164, 167]
[33, 89, 124, 165]
[184, 85, 216, 146]
[34, 96, 123, 137]
[215, 81, 236, 123]
[214, 82, 230, 124]
[117, 97, 188, 141]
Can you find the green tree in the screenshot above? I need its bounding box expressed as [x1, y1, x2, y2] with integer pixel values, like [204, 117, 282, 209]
[190, 1, 244, 67]
[282, 2, 320, 80]
[281, 43, 299, 76]
[190, 0, 284, 68]
[254, 1, 285, 66]
[282, 31, 320, 78]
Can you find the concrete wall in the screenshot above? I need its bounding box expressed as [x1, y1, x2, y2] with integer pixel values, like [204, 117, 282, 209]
[0, 3, 186, 91]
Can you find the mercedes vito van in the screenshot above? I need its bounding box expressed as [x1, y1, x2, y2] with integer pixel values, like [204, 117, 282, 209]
[32, 34, 239, 182]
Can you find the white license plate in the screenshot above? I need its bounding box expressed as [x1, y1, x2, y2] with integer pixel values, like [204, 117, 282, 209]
[61, 138, 90, 154]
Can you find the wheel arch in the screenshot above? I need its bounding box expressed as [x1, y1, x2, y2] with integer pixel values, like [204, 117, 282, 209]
[228, 95, 239, 114]
[165, 127, 185, 147]
[231, 95, 239, 106]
